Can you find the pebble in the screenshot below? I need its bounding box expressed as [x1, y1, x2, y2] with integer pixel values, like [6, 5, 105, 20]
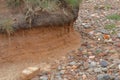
[82, 74, 87, 80]
[31, 76, 40, 80]
[89, 61, 97, 68]
[117, 33, 120, 38]
[99, 60, 108, 67]
[55, 74, 63, 80]
[97, 74, 111, 80]
[89, 56, 95, 59]
[83, 62, 89, 69]
[101, 68, 108, 73]
[58, 65, 62, 70]
[97, 29, 109, 34]
[89, 31, 94, 35]
[82, 23, 91, 29]
[115, 76, 120, 80]
[94, 68, 102, 73]
[69, 61, 77, 66]
[118, 64, 120, 69]
[40, 75, 48, 80]
[60, 70, 66, 75]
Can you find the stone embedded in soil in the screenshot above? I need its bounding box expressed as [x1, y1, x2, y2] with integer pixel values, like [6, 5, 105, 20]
[40, 75, 48, 80]
[115, 42, 120, 47]
[89, 61, 97, 68]
[97, 29, 109, 34]
[99, 60, 108, 68]
[118, 64, 120, 70]
[101, 68, 108, 73]
[21, 67, 40, 80]
[60, 70, 66, 75]
[69, 61, 77, 66]
[83, 62, 89, 69]
[117, 33, 120, 38]
[115, 76, 120, 80]
[97, 74, 111, 80]
[82, 74, 87, 80]
[31, 76, 40, 80]
[89, 55, 95, 59]
[94, 68, 102, 73]
[82, 23, 91, 29]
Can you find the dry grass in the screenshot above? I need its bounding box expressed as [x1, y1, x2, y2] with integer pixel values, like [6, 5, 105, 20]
[0, 19, 14, 35]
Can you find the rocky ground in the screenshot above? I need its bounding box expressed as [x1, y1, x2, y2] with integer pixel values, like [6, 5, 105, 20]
[30, 0, 120, 80]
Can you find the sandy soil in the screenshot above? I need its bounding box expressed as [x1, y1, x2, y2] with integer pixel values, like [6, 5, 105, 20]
[0, 26, 80, 80]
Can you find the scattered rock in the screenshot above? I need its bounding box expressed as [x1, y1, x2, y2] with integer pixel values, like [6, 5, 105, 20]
[89, 56, 95, 59]
[115, 76, 120, 80]
[82, 74, 87, 80]
[101, 68, 108, 73]
[40, 75, 48, 80]
[21, 67, 40, 80]
[69, 61, 77, 66]
[89, 61, 97, 68]
[99, 59, 108, 67]
[31, 76, 40, 80]
[82, 23, 91, 29]
[118, 64, 120, 69]
[83, 62, 89, 69]
[97, 29, 109, 34]
[117, 33, 120, 38]
[97, 74, 111, 80]
[94, 68, 102, 73]
[60, 70, 66, 75]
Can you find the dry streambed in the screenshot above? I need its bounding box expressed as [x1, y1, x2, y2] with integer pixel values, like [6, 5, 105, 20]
[0, 26, 81, 80]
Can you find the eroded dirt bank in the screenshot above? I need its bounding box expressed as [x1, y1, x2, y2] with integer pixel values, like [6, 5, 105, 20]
[0, 26, 80, 80]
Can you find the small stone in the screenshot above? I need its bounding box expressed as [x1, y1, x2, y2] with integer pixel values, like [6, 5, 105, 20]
[83, 62, 89, 69]
[89, 61, 97, 68]
[87, 68, 94, 73]
[82, 23, 91, 29]
[21, 67, 40, 80]
[89, 56, 95, 59]
[63, 78, 68, 80]
[103, 34, 110, 40]
[89, 31, 94, 35]
[118, 64, 120, 69]
[72, 65, 78, 70]
[97, 29, 109, 34]
[109, 53, 119, 61]
[117, 33, 120, 38]
[60, 70, 66, 75]
[97, 74, 111, 80]
[115, 43, 120, 47]
[58, 66, 62, 70]
[56, 74, 63, 80]
[95, 48, 103, 54]
[31, 76, 40, 80]
[100, 60, 108, 67]
[115, 76, 120, 80]
[98, 38, 101, 41]
[40, 75, 48, 80]
[101, 68, 108, 73]
[82, 74, 87, 80]
[98, 53, 108, 57]
[94, 68, 102, 73]
[69, 61, 77, 66]
[108, 64, 116, 69]
[104, 39, 113, 43]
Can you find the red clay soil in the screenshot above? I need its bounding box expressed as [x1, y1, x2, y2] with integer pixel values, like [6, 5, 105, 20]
[0, 26, 80, 80]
